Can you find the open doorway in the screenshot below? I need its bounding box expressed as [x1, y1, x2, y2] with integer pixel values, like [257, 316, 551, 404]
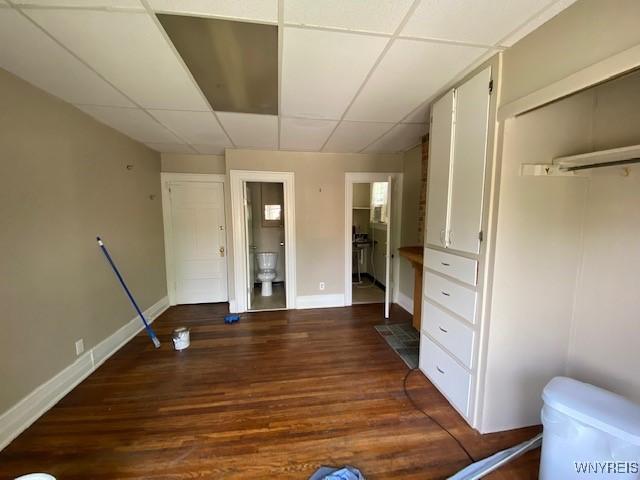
[245, 182, 286, 311]
[230, 170, 296, 313]
[345, 172, 402, 318]
[351, 182, 388, 306]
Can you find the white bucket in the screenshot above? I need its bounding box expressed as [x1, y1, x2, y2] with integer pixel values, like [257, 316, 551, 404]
[172, 327, 190, 351]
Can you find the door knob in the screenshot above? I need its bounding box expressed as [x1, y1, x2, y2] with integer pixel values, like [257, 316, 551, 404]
[219, 246, 225, 257]
[280, 242, 285, 246]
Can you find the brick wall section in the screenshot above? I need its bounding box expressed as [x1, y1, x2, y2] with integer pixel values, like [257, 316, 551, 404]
[417, 135, 429, 245]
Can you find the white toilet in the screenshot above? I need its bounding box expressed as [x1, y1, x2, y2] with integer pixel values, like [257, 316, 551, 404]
[256, 252, 278, 296]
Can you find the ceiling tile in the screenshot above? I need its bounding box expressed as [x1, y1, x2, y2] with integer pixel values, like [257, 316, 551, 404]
[345, 39, 487, 122]
[13, 0, 143, 8]
[217, 112, 277, 149]
[281, 27, 388, 120]
[76, 105, 181, 143]
[364, 123, 426, 153]
[280, 117, 337, 151]
[149, 109, 231, 146]
[323, 121, 394, 153]
[0, 9, 133, 107]
[284, 0, 413, 34]
[402, 0, 555, 46]
[147, 0, 278, 24]
[193, 144, 227, 155]
[26, 9, 209, 111]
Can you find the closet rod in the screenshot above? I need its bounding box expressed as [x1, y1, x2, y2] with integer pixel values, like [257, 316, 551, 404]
[561, 157, 640, 172]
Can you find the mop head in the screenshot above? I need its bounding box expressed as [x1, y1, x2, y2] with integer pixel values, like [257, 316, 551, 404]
[224, 313, 240, 324]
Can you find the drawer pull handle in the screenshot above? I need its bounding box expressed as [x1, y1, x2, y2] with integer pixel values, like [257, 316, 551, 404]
[441, 291, 450, 297]
[441, 262, 450, 266]
[439, 326, 448, 333]
[436, 366, 445, 374]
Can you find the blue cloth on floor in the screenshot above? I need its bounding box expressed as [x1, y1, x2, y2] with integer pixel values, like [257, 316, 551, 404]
[308, 466, 365, 480]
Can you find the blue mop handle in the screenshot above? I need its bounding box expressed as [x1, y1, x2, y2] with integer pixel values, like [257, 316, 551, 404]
[96, 236, 160, 348]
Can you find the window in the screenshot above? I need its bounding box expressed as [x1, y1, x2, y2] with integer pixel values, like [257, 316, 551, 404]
[264, 204, 282, 221]
[370, 182, 388, 223]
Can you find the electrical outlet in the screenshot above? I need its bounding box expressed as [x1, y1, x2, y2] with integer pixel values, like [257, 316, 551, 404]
[75, 338, 84, 356]
[319, 282, 325, 291]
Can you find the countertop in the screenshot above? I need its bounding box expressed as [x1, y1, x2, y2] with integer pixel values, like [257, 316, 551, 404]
[398, 246, 423, 265]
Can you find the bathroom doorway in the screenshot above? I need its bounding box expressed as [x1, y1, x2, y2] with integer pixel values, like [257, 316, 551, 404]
[230, 170, 296, 313]
[245, 181, 286, 311]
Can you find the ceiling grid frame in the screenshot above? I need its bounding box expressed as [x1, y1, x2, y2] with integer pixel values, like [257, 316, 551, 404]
[5, 0, 200, 152]
[139, 0, 236, 151]
[1, 0, 580, 154]
[318, 0, 423, 152]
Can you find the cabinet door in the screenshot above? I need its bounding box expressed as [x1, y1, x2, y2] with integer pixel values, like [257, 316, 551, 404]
[448, 67, 491, 254]
[425, 90, 455, 248]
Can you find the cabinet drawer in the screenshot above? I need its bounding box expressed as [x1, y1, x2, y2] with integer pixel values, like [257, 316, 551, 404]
[424, 271, 477, 324]
[425, 248, 477, 286]
[419, 334, 471, 417]
[423, 300, 475, 368]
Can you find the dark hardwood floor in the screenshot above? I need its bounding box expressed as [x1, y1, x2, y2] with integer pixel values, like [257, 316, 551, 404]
[0, 303, 540, 479]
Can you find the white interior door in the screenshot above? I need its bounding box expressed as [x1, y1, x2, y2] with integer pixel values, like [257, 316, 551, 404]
[448, 67, 491, 254]
[426, 90, 455, 248]
[384, 176, 392, 319]
[244, 182, 255, 310]
[169, 181, 227, 304]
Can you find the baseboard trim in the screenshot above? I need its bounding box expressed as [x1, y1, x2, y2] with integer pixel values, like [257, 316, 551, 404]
[396, 291, 414, 315]
[0, 296, 170, 452]
[228, 299, 238, 313]
[296, 294, 345, 310]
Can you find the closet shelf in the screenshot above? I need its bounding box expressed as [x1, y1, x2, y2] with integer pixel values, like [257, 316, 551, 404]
[521, 144, 640, 176]
[554, 144, 640, 172]
[352, 206, 371, 210]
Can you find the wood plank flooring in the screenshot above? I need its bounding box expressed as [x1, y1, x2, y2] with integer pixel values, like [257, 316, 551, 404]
[0, 303, 540, 479]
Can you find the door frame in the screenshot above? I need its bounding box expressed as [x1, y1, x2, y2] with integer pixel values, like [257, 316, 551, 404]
[230, 170, 296, 313]
[344, 172, 403, 307]
[161, 172, 229, 306]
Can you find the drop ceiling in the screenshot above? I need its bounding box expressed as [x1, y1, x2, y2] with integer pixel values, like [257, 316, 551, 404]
[0, 0, 578, 155]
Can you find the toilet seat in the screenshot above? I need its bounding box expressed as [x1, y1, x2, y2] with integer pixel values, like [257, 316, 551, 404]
[257, 269, 276, 281]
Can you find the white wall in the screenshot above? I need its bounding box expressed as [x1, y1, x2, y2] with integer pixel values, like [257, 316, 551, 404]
[482, 93, 590, 431]
[225, 149, 403, 302]
[566, 72, 640, 403]
[161, 153, 225, 174]
[501, 0, 640, 106]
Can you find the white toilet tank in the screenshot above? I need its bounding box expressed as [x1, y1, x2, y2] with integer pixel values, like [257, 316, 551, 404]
[256, 252, 277, 270]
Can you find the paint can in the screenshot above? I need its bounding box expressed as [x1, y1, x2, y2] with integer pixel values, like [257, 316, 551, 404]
[172, 327, 190, 351]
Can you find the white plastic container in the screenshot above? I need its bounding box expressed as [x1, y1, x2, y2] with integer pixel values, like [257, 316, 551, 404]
[172, 327, 190, 351]
[540, 377, 640, 479]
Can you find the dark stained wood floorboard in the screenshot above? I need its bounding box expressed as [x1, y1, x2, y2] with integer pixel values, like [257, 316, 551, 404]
[0, 304, 540, 479]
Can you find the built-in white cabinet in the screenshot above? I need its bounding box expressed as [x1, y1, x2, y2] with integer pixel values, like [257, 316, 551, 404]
[420, 66, 492, 425]
[425, 90, 455, 248]
[448, 68, 491, 254]
[425, 68, 491, 255]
